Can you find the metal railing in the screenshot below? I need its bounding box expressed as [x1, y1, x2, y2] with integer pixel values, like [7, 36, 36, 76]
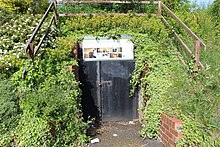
[25, 0, 206, 69]
[24, 0, 58, 59]
[158, 2, 205, 69]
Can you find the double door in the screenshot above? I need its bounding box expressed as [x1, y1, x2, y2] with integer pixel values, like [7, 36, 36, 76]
[80, 61, 137, 121]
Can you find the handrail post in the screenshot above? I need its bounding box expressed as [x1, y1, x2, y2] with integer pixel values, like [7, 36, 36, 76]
[28, 43, 35, 59]
[194, 40, 201, 68]
[157, 1, 162, 16]
[53, 0, 58, 27]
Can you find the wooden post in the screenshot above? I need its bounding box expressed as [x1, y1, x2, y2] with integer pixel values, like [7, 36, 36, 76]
[157, 1, 162, 16]
[28, 43, 35, 59]
[192, 40, 201, 77]
[194, 40, 201, 68]
[73, 42, 79, 60]
[53, 0, 58, 27]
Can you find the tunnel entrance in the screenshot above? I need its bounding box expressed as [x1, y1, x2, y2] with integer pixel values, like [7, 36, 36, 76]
[79, 36, 138, 122]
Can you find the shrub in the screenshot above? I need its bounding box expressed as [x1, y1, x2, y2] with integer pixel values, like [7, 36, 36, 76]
[0, 13, 57, 78]
[9, 36, 89, 146]
[0, 0, 49, 14]
[0, 77, 19, 146]
[14, 69, 88, 146]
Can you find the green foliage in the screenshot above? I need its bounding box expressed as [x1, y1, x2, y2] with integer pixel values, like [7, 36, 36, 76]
[130, 35, 183, 139]
[153, 5, 220, 145]
[0, 0, 32, 13]
[161, 0, 192, 11]
[15, 113, 50, 147]
[0, 13, 57, 78]
[0, 2, 219, 146]
[165, 63, 220, 146]
[14, 68, 88, 146]
[58, 14, 219, 145]
[177, 114, 220, 146]
[0, 78, 19, 146]
[29, 0, 49, 14]
[57, 0, 157, 14]
[58, 15, 167, 38]
[210, 0, 220, 22]
[0, 79, 18, 127]
[0, 34, 89, 146]
[0, 9, 16, 25]
[0, 0, 49, 14]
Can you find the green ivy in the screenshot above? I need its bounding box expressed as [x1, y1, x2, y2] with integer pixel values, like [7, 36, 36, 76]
[0, 78, 20, 146]
[2, 35, 90, 146]
[0, 7, 219, 146]
[0, 12, 57, 78]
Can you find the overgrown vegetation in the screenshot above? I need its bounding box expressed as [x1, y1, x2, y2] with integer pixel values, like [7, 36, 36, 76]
[0, 0, 219, 146]
[0, 12, 57, 78]
[0, 37, 89, 146]
[0, 78, 20, 146]
[0, 6, 89, 145]
[129, 1, 220, 146]
[0, 0, 49, 14]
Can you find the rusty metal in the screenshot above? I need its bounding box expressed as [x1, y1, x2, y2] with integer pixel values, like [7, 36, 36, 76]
[53, 0, 58, 27]
[34, 16, 54, 56]
[28, 43, 34, 59]
[24, 3, 54, 53]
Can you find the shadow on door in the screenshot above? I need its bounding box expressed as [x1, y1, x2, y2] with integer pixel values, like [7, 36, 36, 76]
[79, 61, 137, 122]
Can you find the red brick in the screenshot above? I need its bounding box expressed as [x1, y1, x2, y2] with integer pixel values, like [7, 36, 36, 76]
[164, 134, 169, 141]
[163, 122, 170, 131]
[161, 136, 168, 145]
[166, 115, 170, 124]
[169, 119, 176, 129]
[161, 131, 168, 141]
[165, 129, 173, 139]
[162, 113, 167, 122]
[167, 117, 171, 126]
[160, 129, 164, 139]
[161, 136, 164, 142]
[170, 117, 183, 130]
[170, 128, 182, 137]
[160, 129, 165, 137]
[160, 125, 166, 133]
[168, 137, 176, 147]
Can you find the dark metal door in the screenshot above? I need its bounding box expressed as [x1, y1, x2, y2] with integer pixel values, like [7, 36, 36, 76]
[80, 61, 137, 121]
[99, 61, 137, 121]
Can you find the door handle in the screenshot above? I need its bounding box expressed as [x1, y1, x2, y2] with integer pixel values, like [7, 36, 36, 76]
[98, 83, 102, 87]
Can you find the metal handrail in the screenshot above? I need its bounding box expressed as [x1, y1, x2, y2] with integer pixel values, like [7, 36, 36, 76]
[25, 0, 206, 69]
[160, 2, 206, 49]
[159, 1, 205, 68]
[24, 3, 53, 53]
[24, 1, 58, 59]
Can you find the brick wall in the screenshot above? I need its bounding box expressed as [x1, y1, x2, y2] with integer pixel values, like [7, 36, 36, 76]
[160, 113, 183, 147]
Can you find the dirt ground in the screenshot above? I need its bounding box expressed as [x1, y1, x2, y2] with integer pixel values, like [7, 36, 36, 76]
[86, 121, 163, 147]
